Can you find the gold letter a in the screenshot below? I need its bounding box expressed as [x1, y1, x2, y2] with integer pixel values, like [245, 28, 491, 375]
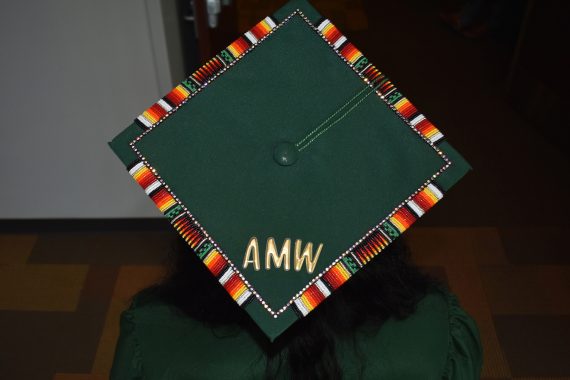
[243, 237, 260, 271]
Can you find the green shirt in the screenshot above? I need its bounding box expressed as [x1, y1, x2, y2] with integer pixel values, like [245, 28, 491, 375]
[111, 288, 482, 379]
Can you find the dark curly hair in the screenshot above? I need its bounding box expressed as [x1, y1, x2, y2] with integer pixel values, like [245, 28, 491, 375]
[139, 236, 441, 379]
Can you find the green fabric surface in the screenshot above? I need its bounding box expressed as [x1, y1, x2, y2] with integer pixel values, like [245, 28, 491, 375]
[110, 288, 483, 379]
[108, 0, 471, 340]
[134, 13, 446, 311]
[109, 123, 142, 167]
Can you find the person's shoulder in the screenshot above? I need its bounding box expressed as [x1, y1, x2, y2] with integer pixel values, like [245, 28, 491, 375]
[358, 287, 482, 379]
[115, 287, 266, 379]
[374, 286, 454, 347]
[417, 286, 483, 379]
[416, 286, 453, 317]
[129, 286, 166, 309]
[412, 286, 482, 351]
[120, 286, 189, 327]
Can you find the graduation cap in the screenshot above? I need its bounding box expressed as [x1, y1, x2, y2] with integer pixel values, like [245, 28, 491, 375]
[109, 0, 470, 341]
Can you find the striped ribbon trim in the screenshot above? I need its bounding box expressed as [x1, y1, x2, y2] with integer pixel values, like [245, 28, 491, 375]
[292, 182, 444, 317]
[134, 16, 277, 130]
[128, 161, 175, 212]
[127, 159, 253, 307]
[316, 18, 445, 145]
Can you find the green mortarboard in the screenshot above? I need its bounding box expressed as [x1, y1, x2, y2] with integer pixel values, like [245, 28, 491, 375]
[109, 0, 470, 341]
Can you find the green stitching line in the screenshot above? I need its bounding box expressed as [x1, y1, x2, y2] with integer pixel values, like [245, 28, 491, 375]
[295, 85, 373, 148]
[297, 86, 377, 152]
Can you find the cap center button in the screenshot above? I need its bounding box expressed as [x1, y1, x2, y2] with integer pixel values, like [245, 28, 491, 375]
[273, 142, 299, 166]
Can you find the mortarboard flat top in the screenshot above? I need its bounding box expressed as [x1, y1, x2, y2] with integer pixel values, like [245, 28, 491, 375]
[109, 0, 470, 340]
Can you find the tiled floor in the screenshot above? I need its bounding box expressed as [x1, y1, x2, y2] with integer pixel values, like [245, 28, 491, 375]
[0, 232, 168, 379]
[1, 0, 569, 379]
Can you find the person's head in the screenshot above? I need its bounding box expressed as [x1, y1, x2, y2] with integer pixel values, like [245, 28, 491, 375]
[143, 236, 441, 380]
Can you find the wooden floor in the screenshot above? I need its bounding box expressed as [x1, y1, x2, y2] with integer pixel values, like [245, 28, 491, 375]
[1, 227, 569, 379]
[1, 0, 569, 378]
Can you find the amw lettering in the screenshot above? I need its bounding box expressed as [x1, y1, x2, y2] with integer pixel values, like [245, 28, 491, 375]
[242, 237, 323, 274]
